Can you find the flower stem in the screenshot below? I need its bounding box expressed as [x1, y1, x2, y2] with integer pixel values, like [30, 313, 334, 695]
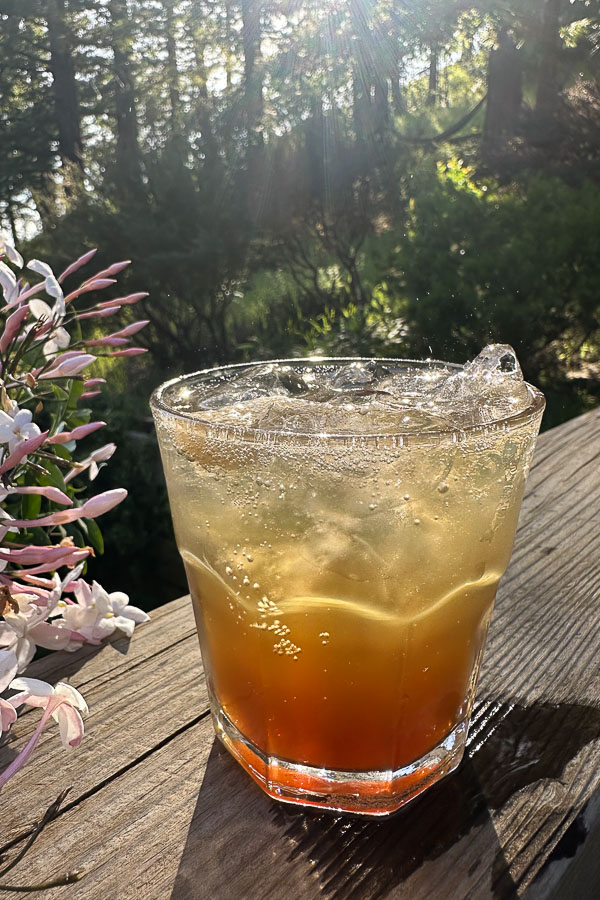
[0, 789, 71, 878]
[0, 871, 83, 892]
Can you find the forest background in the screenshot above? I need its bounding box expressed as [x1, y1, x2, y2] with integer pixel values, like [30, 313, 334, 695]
[1, 0, 599, 605]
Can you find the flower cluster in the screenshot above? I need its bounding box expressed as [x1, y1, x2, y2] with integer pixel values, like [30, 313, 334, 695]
[0, 233, 150, 790]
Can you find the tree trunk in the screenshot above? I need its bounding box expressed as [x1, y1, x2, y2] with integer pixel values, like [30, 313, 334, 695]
[225, 0, 234, 90]
[305, 95, 324, 199]
[46, 0, 83, 170]
[390, 37, 406, 116]
[536, 0, 562, 117]
[241, 0, 263, 150]
[391, 76, 405, 114]
[109, 0, 142, 189]
[349, 0, 375, 142]
[483, 29, 523, 153]
[427, 45, 438, 106]
[190, 17, 218, 169]
[373, 76, 389, 135]
[352, 65, 367, 143]
[163, 0, 181, 134]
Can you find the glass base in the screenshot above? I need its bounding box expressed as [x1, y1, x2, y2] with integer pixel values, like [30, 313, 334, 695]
[213, 707, 468, 816]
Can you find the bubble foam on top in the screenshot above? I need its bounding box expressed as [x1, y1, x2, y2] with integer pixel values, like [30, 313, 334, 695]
[167, 345, 535, 435]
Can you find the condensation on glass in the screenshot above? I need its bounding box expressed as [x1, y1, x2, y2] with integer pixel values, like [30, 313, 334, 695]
[151, 353, 545, 815]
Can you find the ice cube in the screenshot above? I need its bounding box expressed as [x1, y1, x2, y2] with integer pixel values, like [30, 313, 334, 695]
[429, 344, 531, 426]
[197, 364, 307, 410]
[171, 349, 533, 434]
[465, 344, 523, 378]
[330, 360, 392, 392]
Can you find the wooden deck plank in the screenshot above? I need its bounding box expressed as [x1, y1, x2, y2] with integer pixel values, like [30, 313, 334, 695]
[0, 599, 205, 844]
[0, 409, 598, 898]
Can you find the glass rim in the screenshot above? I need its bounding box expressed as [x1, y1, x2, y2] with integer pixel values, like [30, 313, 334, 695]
[150, 356, 546, 443]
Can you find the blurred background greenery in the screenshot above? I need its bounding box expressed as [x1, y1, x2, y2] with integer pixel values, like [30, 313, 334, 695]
[1, 0, 599, 606]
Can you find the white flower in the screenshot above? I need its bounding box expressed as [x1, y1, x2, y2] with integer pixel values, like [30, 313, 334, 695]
[0, 233, 24, 268]
[29, 298, 70, 359]
[39, 352, 95, 379]
[0, 649, 18, 691]
[64, 442, 117, 483]
[27, 259, 64, 302]
[0, 406, 41, 454]
[0, 595, 45, 670]
[0, 676, 89, 790]
[21, 260, 68, 358]
[57, 580, 149, 642]
[0, 508, 18, 542]
[46, 562, 86, 613]
[54, 580, 115, 644]
[0, 261, 19, 305]
[9, 678, 88, 750]
[0, 594, 81, 671]
[106, 589, 150, 637]
[0, 649, 18, 733]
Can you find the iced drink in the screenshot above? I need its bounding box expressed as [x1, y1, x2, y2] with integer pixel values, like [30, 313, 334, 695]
[151, 346, 544, 814]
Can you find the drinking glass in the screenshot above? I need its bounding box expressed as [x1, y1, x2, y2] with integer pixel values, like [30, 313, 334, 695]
[151, 357, 544, 815]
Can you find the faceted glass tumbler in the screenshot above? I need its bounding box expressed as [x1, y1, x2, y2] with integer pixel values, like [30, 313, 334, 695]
[151, 358, 544, 815]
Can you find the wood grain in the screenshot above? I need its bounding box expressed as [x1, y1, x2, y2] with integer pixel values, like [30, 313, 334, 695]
[0, 409, 598, 899]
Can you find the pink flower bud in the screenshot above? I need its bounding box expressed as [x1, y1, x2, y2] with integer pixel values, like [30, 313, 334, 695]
[98, 292, 148, 308]
[110, 347, 148, 357]
[4, 281, 45, 309]
[10, 489, 126, 526]
[40, 354, 96, 379]
[83, 378, 106, 387]
[46, 422, 106, 444]
[81, 488, 127, 518]
[80, 391, 102, 400]
[64, 279, 117, 304]
[44, 350, 83, 363]
[0, 303, 30, 351]
[59, 249, 97, 282]
[85, 336, 129, 347]
[0, 545, 80, 564]
[16, 574, 55, 588]
[84, 260, 131, 282]
[0, 430, 49, 474]
[34, 319, 52, 338]
[11, 485, 72, 505]
[77, 306, 121, 320]
[107, 320, 149, 339]
[12, 556, 88, 575]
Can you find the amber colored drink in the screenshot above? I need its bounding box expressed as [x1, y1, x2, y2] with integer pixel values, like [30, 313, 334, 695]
[152, 351, 544, 814]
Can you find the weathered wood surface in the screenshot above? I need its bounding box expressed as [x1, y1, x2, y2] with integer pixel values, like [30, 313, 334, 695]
[0, 409, 599, 899]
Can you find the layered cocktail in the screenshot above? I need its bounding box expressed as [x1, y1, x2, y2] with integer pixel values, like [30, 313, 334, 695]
[151, 346, 544, 814]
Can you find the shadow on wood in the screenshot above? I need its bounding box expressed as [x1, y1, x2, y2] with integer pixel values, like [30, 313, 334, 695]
[170, 698, 600, 899]
[0, 637, 132, 777]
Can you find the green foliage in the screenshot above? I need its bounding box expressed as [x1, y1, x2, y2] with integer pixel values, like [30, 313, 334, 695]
[89, 364, 187, 603]
[397, 161, 600, 377]
[285, 158, 600, 389]
[1, 0, 599, 605]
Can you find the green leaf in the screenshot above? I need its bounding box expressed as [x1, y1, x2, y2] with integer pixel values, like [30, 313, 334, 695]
[52, 444, 72, 461]
[65, 412, 90, 428]
[31, 527, 52, 545]
[51, 384, 69, 402]
[67, 378, 85, 410]
[22, 492, 42, 519]
[71, 526, 86, 547]
[86, 518, 104, 555]
[40, 462, 67, 492]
